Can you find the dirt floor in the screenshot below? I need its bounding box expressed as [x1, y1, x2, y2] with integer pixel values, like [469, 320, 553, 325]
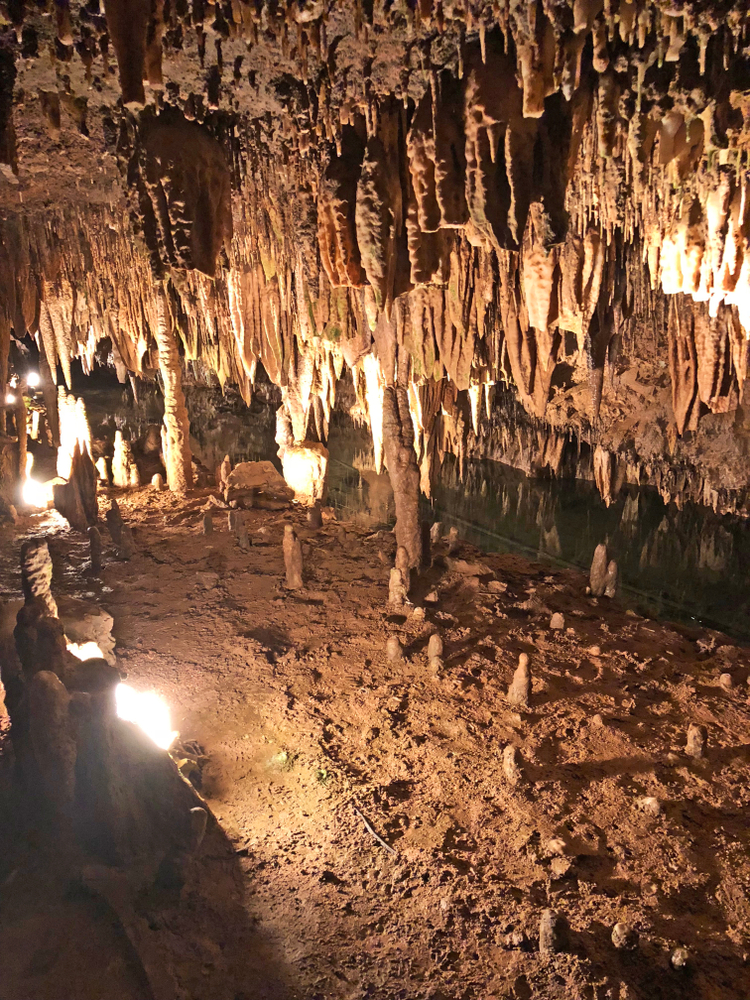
[1, 486, 750, 1000]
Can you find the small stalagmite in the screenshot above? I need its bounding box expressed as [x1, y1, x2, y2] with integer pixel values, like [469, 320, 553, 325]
[236, 517, 250, 551]
[389, 567, 408, 607]
[228, 509, 241, 533]
[507, 653, 531, 708]
[427, 632, 444, 672]
[202, 513, 213, 536]
[106, 499, 124, 546]
[220, 455, 232, 488]
[604, 560, 618, 598]
[589, 543, 609, 597]
[283, 524, 303, 589]
[20, 539, 58, 617]
[151, 473, 164, 490]
[429, 522, 443, 544]
[386, 636, 403, 662]
[539, 909, 569, 956]
[118, 524, 135, 560]
[87, 526, 102, 574]
[686, 722, 707, 759]
[308, 505, 323, 530]
[112, 431, 140, 489]
[503, 745, 523, 785]
[447, 526, 460, 555]
[395, 546, 411, 593]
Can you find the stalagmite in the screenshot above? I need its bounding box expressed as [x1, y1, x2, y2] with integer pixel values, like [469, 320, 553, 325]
[589, 543, 609, 597]
[502, 745, 523, 785]
[507, 653, 531, 709]
[388, 568, 408, 607]
[106, 499, 124, 546]
[88, 526, 102, 574]
[308, 506, 323, 530]
[20, 539, 57, 617]
[202, 513, 213, 536]
[112, 431, 140, 489]
[686, 723, 707, 759]
[283, 525, 303, 589]
[151, 473, 164, 490]
[382, 386, 422, 569]
[154, 287, 192, 496]
[118, 524, 135, 560]
[539, 909, 569, 956]
[386, 636, 403, 662]
[604, 560, 618, 598]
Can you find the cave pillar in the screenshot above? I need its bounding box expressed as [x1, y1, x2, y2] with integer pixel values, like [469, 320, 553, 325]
[382, 385, 422, 569]
[154, 288, 192, 495]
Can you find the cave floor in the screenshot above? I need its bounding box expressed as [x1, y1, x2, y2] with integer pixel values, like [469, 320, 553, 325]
[1, 488, 750, 1000]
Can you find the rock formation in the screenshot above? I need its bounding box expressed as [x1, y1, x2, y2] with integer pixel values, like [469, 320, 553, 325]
[507, 652, 531, 709]
[283, 524, 303, 590]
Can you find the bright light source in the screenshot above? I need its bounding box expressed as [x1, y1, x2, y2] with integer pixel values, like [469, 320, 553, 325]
[115, 683, 178, 750]
[22, 453, 53, 508]
[5, 393, 16, 405]
[67, 640, 104, 661]
[26, 372, 40, 388]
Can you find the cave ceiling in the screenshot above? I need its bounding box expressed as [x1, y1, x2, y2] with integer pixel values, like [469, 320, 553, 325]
[1, 1, 750, 511]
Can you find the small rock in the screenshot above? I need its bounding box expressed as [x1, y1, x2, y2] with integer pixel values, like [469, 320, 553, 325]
[386, 637, 403, 662]
[487, 580, 507, 593]
[591, 713, 604, 727]
[507, 653, 531, 709]
[410, 606, 425, 622]
[686, 722, 707, 759]
[550, 612, 565, 630]
[612, 923, 639, 951]
[550, 857, 572, 878]
[539, 909, 568, 955]
[719, 672, 734, 692]
[151, 473, 164, 490]
[424, 590, 439, 604]
[196, 572, 219, 590]
[588, 645, 601, 657]
[429, 521, 442, 544]
[671, 947, 690, 970]
[636, 796, 662, 817]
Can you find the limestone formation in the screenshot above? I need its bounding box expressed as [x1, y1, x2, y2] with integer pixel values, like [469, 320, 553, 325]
[429, 522, 443, 545]
[154, 287, 192, 496]
[388, 568, 408, 608]
[502, 745, 522, 785]
[236, 517, 250, 552]
[283, 525, 303, 590]
[112, 431, 140, 489]
[151, 473, 164, 491]
[20, 539, 57, 618]
[611, 923, 639, 951]
[308, 506, 323, 530]
[604, 561, 619, 599]
[53, 443, 98, 532]
[590, 544, 609, 598]
[118, 524, 135, 561]
[88, 526, 102, 574]
[106, 499, 124, 547]
[686, 723, 707, 759]
[507, 653, 531, 709]
[202, 513, 213, 536]
[219, 455, 232, 488]
[550, 613, 565, 630]
[427, 634, 444, 662]
[386, 637, 403, 662]
[539, 909, 569, 956]
[671, 947, 690, 970]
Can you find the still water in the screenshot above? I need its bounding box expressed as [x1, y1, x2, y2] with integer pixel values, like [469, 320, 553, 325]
[79, 373, 750, 642]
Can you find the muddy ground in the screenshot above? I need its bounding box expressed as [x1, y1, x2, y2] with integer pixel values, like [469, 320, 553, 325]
[1, 486, 749, 1000]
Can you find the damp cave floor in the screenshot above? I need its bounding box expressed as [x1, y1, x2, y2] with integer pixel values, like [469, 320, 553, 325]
[1, 487, 750, 1000]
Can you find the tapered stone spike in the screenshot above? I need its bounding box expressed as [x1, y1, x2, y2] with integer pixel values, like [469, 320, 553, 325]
[202, 513, 213, 535]
[389, 567, 408, 606]
[589, 543, 608, 596]
[429, 521, 442, 544]
[539, 909, 569, 955]
[283, 524, 303, 589]
[308, 505, 323, 529]
[88, 526, 102, 573]
[386, 636, 403, 661]
[604, 559, 618, 598]
[118, 524, 135, 560]
[395, 545, 411, 593]
[20, 539, 58, 617]
[228, 509, 240, 533]
[106, 499, 124, 546]
[447, 526, 459, 554]
[503, 745, 522, 784]
[686, 722, 707, 758]
[151, 473, 164, 490]
[427, 633, 443, 660]
[236, 517, 250, 551]
[507, 653, 531, 708]
[220, 454, 232, 487]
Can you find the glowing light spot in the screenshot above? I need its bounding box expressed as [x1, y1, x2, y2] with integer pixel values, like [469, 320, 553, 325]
[67, 640, 104, 661]
[115, 683, 178, 750]
[26, 372, 40, 388]
[22, 453, 53, 509]
[5, 393, 16, 405]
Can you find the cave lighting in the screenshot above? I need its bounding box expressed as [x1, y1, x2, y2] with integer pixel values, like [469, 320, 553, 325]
[5, 392, 16, 405]
[22, 453, 53, 508]
[67, 640, 105, 661]
[115, 683, 179, 751]
[26, 371, 40, 388]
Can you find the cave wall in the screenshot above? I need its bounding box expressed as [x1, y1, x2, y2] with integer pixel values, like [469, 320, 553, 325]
[1, 1, 750, 511]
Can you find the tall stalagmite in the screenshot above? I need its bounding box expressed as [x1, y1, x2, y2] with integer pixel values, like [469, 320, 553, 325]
[154, 288, 192, 495]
